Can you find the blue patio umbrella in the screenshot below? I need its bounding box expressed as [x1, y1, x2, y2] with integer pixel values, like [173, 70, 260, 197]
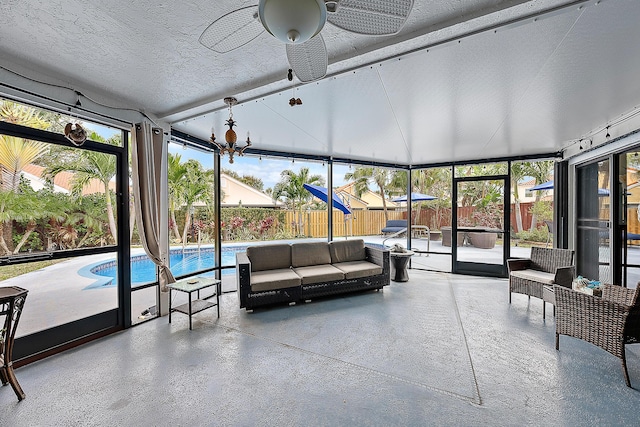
[530, 180, 615, 196]
[529, 180, 554, 191]
[303, 184, 351, 214]
[391, 192, 437, 203]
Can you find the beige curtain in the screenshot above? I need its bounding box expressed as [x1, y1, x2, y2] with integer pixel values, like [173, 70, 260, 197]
[131, 122, 175, 292]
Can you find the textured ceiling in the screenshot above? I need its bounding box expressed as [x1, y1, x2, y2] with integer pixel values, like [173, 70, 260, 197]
[1, 0, 639, 165]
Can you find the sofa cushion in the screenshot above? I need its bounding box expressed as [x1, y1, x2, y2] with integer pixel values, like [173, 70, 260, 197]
[247, 244, 291, 272]
[292, 264, 344, 285]
[291, 242, 332, 268]
[510, 269, 555, 284]
[329, 239, 366, 263]
[250, 268, 301, 291]
[333, 261, 382, 280]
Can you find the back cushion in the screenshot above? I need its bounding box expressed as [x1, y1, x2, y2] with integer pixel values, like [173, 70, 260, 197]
[329, 239, 366, 263]
[246, 244, 291, 272]
[291, 242, 332, 267]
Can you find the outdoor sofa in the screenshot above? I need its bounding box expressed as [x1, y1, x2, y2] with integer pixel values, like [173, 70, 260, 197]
[236, 239, 389, 311]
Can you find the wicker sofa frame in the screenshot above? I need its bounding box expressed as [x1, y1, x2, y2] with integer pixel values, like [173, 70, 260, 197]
[236, 243, 389, 311]
[507, 247, 574, 317]
[555, 284, 640, 387]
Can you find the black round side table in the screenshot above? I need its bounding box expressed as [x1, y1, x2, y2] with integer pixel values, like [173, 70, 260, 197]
[389, 250, 414, 282]
[1, 286, 28, 401]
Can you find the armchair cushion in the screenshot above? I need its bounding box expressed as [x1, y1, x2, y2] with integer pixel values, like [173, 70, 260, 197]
[510, 269, 555, 284]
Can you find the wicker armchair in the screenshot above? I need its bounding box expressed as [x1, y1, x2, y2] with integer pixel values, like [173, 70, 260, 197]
[554, 284, 640, 387]
[508, 247, 574, 317]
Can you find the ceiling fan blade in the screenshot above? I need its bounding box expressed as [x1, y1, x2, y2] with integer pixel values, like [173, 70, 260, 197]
[286, 33, 328, 83]
[327, 0, 414, 36]
[199, 5, 264, 53]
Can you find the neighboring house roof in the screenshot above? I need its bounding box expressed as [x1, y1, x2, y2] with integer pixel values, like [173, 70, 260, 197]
[21, 163, 116, 195]
[336, 182, 398, 209]
[335, 190, 367, 210]
[220, 173, 280, 208]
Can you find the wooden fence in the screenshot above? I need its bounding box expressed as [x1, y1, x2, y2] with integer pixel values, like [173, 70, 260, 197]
[284, 210, 405, 237]
[280, 205, 640, 238]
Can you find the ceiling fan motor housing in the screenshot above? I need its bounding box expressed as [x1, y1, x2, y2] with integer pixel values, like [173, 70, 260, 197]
[258, 0, 327, 44]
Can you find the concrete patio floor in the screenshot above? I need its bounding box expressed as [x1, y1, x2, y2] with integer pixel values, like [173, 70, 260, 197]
[6, 235, 638, 338]
[1, 270, 639, 426]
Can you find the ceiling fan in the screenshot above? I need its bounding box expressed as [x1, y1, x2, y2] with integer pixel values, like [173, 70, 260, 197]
[199, 0, 414, 83]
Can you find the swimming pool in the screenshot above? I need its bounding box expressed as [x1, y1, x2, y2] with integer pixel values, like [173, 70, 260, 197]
[82, 240, 384, 289]
[83, 246, 244, 289]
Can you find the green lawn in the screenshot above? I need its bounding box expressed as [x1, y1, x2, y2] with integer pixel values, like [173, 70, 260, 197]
[0, 259, 69, 281]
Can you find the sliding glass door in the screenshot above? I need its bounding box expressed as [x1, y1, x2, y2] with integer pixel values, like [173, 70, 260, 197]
[575, 159, 615, 283]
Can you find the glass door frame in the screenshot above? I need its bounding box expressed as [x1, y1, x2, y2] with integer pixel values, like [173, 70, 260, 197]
[0, 120, 130, 364]
[452, 174, 510, 277]
[573, 154, 624, 286]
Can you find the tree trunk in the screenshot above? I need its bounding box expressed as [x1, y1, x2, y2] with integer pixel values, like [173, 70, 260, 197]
[2, 222, 14, 253]
[529, 194, 542, 231]
[76, 230, 92, 249]
[13, 222, 36, 254]
[514, 201, 523, 233]
[170, 208, 181, 240]
[380, 187, 389, 222]
[0, 223, 11, 255]
[182, 209, 191, 250]
[104, 183, 118, 244]
[297, 206, 304, 237]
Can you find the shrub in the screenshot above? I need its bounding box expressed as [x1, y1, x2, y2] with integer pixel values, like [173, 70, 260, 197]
[516, 226, 549, 242]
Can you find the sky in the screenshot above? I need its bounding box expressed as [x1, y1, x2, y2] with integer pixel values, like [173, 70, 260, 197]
[168, 141, 349, 191]
[79, 120, 351, 192]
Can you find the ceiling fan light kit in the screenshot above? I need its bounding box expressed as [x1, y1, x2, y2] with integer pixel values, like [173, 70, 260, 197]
[258, 0, 327, 44]
[200, 0, 413, 82]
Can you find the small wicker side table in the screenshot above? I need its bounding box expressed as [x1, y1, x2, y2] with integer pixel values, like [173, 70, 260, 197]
[1, 286, 28, 401]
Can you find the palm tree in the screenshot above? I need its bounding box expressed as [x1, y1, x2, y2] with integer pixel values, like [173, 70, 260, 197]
[510, 162, 528, 233]
[179, 160, 215, 248]
[525, 160, 554, 231]
[344, 166, 391, 221]
[0, 101, 51, 252]
[45, 132, 119, 243]
[0, 101, 50, 191]
[11, 188, 67, 253]
[273, 167, 324, 236]
[167, 153, 187, 241]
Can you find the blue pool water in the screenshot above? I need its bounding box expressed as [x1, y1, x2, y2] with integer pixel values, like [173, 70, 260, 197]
[85, 246, 243, 289]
